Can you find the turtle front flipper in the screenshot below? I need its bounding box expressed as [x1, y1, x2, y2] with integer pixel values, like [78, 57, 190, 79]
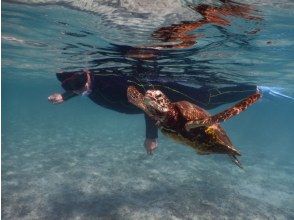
[186, 91, 262, 130]
[127, 86, 147, 112]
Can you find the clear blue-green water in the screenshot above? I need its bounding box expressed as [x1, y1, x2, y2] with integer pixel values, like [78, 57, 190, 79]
[2, 1, 294, 219]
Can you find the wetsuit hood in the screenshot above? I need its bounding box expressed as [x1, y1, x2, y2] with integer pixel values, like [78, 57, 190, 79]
[56, 71, 87, 91]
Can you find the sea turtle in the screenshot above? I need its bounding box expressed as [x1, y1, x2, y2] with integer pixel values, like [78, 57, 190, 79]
[127, 86, 261, 168]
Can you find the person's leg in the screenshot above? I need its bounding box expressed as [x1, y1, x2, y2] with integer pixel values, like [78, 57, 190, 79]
[202, 84, 258, 109]
[154, 82, 257, 109]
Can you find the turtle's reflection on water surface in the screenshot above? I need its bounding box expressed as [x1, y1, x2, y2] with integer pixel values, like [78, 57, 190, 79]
[126, 0, 262, 59]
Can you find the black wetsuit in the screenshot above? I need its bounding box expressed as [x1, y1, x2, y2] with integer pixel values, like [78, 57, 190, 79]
[84, 72, 257, 139]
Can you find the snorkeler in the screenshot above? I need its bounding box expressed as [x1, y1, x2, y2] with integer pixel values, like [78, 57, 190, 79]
[48, 69, 259, 154]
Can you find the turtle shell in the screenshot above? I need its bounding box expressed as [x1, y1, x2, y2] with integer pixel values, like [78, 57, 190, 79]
[160, 101, 241, 157]
[174, 101, 209, 121]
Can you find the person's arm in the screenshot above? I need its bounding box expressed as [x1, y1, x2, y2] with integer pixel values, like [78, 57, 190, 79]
[144, 113, 158, 155]
[48, 91, 77, 104]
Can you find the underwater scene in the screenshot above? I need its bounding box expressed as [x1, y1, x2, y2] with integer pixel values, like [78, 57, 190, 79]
[2, 0, 294, 219]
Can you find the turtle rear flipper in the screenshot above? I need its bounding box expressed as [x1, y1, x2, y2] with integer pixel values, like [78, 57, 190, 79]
[186, 91, 262, 130]
[230, 155, 243, 169]
[196, 125, 241, 156]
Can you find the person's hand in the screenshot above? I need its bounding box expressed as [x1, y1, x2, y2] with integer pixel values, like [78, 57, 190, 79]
[48, 93, 64, 104]
[144, 138, 158, 155]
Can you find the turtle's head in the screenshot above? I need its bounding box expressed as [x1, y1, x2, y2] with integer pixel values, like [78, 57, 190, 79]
[144, 90, 171, 122]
